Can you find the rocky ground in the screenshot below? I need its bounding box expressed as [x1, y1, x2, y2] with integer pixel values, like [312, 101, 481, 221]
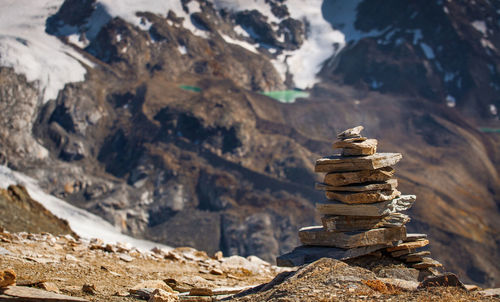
[1, 230, 499, 301]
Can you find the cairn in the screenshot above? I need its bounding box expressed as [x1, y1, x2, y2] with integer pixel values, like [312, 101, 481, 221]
[277, 126, 442, 273]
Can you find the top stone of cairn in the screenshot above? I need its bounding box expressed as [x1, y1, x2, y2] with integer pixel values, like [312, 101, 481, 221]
[337, 126, 364, 140]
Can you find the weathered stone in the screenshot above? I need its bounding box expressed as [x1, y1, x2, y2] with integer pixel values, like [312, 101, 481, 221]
[148, 288, 179, 302]
[298, 226, 406, 248]
[400, 251, 431, 263]
[479, 288, 500, 297]
[337, 126, 364, 139]
[390, 248, 417, 258]
[188, 287, 213, 296]
[324, 167, 395, 186]
[0, 286, 88, 301]
[404, 233, 428, 242]
[119, 253, 134, 262]
[315, 153, 402, 173]
[0, 270, 15, 288]
[387, 239, 429, 252]
[342, 137, 367, 143]
[417, 273, 465, 289]
[333, 139, 377, 156]
[130, 280, 174, 294]
[322, 213, 410, 232]
[342, 147, 376, 156]
[412, 257, 443, 269]
[276, 244, 390, 267]
[316, 179, 397, 192]
[36, 282, 60, 293]
[209, 268, 223, 275]
[325, 189, 401, 204]
[316, 195, 416, 216]
[81, 284, 97, 295]
[377, 278, 419, 291]
[464, 284, 479, 291]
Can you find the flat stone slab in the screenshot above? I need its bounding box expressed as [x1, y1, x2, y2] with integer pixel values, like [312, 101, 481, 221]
[316, 195, 416, 216]
[316, 179, 397, 192]
[315, 153, 402, 173]
[325, 189, 401, 204]
[412, 257, 443, 269]
[337, 126, 364, 139]
[276, 244, 390, 267]
[298, 226, 406, 249]
[324, 167, 395, 187]
[387, 239, 429, 252]
[479, 288, 500, 297]
[404, 233, 428, 242]
[334, 139, 377, 156]
[322, 213, 410, 232]
[400, 251, 431, 263]
[0, 286, 89, 301]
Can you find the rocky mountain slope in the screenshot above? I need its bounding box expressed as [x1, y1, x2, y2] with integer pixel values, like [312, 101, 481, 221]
[0, 0, 499, 287]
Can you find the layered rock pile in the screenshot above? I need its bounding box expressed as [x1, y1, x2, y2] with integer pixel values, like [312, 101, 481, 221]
[277, 126, 442, 273]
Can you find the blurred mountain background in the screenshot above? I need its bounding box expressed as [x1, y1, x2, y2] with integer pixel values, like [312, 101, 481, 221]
[0, 0, 499, 287]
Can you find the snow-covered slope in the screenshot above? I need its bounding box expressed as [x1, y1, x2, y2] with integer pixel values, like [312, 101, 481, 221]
[0, 0, 371, 98]
[0, 0, 93, 103]
[0, 165, 167, 250]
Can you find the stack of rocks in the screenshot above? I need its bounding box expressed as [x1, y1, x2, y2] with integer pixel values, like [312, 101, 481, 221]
[277, 126, 442, 273]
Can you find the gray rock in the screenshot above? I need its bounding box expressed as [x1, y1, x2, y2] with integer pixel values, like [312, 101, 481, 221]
[276, 244, 389, 267]
[324, 167, 395, 187]
[315, 179, 397, 192]
[0, 286, 88, 301]
[298, 226, 406, 248]
[316, 195, 416, 216]
[321, 213, 410, 232]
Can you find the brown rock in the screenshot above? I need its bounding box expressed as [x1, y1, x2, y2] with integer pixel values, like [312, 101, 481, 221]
[298, 226, 406, 248]
[412, 257, 443, 269]
[316, 179, 397, 192]
[213, 251, 223, 261]
[342, 137, 367, 143]
[37, 281, 60, 293]
[390, 248, 417, 258]
[0, 269, 16, 288]
[337, 126, 364, 139]
[332, 139, 377, 155]
[81, 284, 97, 295]
[188, 287, 213, 296]
[325, 189, 401, 204]
[418, 273, 465, 289]
[400, 251, 431, 263]
[148, 288, 179, 302]
[387, 239, 429, 252]
[321, 213, 410, 232]
[324, 167, 395, 186]
[464, 284, 479, 291]
[315, 153, 402, 173]
[316, 195, 416, 216]
[130, 280, 175, 294]
[209, 268, 223, 275]
[1, 285, 88, 301]
[404, 233, 428, 242]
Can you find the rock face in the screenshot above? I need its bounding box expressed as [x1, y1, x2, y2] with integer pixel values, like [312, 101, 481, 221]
[0, 0, 499, 287]
[0, 185, 75, 236]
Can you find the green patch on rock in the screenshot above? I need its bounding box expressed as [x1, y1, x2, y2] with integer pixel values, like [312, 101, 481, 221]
[260, 90, 310, 103]
[479, 127, 500, 133]
[180, 85, 202, 92]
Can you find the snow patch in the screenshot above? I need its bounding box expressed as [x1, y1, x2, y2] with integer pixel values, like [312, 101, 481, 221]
[220, 34, 258, 53]
[490, 104, 498, 115]
[186, 1, 202, 14]
[0, 0, 94, 103]
[178, 45, 188, 55]
[234, 25, 250, 38]
[420, 42, 435, 59]
[0, 165, 168, 250]
[446, 95, 456, 107]
[472, 20, 487, 36]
